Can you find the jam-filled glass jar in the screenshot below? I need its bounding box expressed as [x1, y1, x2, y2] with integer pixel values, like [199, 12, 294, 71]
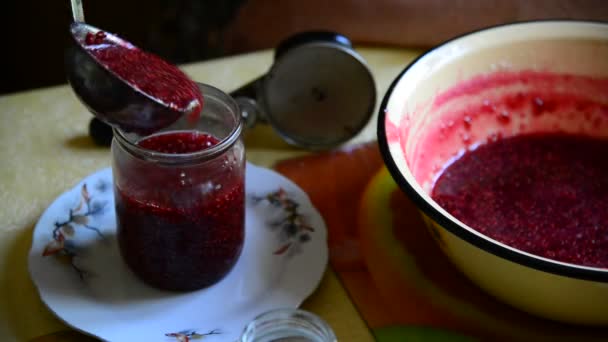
[112, 83, 245, 291]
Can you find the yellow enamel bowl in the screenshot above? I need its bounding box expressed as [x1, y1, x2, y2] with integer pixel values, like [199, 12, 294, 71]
[377, 20, 608, 325]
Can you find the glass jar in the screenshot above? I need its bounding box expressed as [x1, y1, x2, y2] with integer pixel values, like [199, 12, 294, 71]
[239, 308, 337, 342]
[111, 83, 245, 291]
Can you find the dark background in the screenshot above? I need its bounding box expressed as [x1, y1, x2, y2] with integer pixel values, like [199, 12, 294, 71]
[3, 0, 607, 96]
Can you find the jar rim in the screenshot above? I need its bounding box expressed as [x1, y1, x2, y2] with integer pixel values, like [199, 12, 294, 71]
[239, 308, 337, 342]
[113, 83, 243, 164]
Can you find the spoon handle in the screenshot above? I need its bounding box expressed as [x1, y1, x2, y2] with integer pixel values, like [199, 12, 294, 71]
[70, 0, 85, 22]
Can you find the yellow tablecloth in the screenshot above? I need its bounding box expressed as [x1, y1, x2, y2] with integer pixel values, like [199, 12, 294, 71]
[0, 46, 421, 341]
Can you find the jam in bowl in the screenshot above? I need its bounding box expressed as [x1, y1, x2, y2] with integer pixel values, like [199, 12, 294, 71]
[378, 21, 608, 324]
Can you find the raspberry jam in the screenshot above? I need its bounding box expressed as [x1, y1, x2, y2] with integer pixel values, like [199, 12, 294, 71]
[137, 131, 218, 153]
[114, 131, 245, 291]
[431, 134, 608, 268]
[82, 31, 203, 119]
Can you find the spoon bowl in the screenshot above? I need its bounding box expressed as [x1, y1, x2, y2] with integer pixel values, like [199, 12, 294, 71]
[66, 22, 189, 133]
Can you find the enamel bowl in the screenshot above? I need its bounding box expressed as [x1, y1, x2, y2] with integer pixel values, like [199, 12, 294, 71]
[377, 21, 608, 325]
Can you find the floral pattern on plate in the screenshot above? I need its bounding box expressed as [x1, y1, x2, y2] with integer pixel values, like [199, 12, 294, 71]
[28, 163, 328, 342]
[165, 329, 221, 341]
[252, 188, 315, 256]
[42, 183, 108, 279]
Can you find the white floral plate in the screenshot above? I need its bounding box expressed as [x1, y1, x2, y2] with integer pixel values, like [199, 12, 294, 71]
[28, 163, 328, 342]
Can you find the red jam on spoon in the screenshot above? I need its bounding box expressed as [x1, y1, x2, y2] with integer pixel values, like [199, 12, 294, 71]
[82, 31, 203, 122]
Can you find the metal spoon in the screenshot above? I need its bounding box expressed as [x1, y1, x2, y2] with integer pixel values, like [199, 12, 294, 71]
[65, 22, 195, 133]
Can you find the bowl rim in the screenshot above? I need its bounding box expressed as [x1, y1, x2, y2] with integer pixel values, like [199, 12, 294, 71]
[377, 19, 608, 282]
